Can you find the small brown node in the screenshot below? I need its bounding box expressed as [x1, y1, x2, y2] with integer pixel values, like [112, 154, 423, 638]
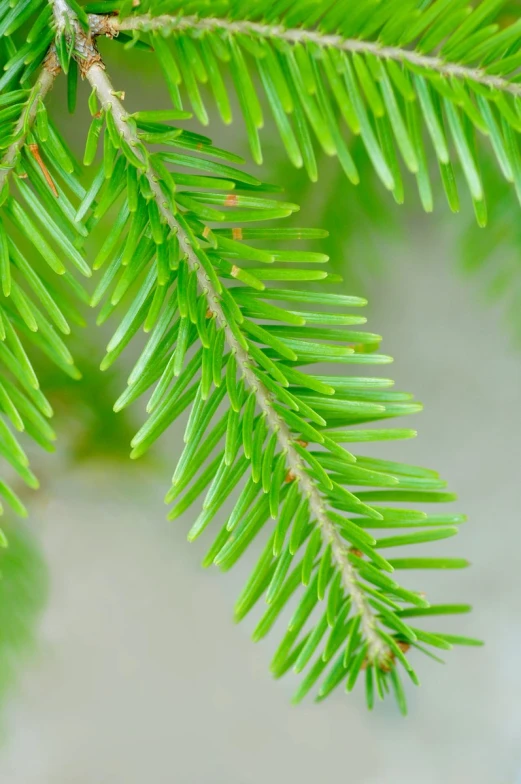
[43, 49, 61, 76]
[380, 641, 411, 673]
[349, 547, 363, 558]
[202, 225, 211, 238]
[231, 265, 240, 278]
[225, 193, 238, 206]
[295, 439, 308, 448]
[284, 470, 296, 483]
[232, 227, 243, 240]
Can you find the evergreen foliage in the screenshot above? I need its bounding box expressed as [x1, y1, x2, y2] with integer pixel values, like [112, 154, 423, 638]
[0, 0, 493, 712]
[94, 0, 521, 225]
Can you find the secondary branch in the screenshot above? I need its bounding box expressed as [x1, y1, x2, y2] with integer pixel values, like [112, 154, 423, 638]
[111, 13, 521, 98]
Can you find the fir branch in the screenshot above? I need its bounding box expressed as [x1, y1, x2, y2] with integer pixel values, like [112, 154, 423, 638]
[0, 1, 89, 526]
[96, 0, 521, 225]
[114, 14, 521, 99]
[84, 55, 388, 665]
[0, 0, 482, 709]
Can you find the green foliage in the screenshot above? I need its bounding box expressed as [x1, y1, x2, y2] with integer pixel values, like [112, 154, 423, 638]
[460, 152, 521, 341]
[0, 0, 490, 713]
[0, 81, 89, 523]
[89, 0, 521, 225]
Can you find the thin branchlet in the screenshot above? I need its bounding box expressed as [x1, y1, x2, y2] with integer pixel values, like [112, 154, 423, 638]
[112, 13, 521, 98]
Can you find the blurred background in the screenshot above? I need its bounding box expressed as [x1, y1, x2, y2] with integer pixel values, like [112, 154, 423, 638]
[0, 34, 520, 784]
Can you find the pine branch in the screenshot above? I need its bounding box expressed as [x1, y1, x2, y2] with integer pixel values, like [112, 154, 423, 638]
[0, 0, 482, 710]
[90, 0, 521, 225]
[84, 57, 389, 665]
[115, 14, 521, 99]
[67, 14, 479, 707]
[0, 2, 90, 524]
